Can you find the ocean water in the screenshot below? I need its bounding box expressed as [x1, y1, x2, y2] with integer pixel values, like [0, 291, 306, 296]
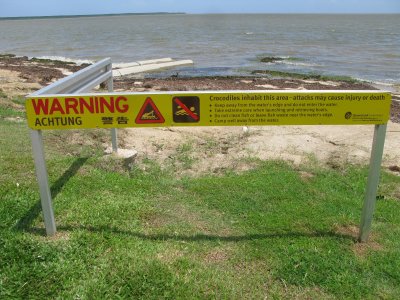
[0, 14, 399, 85]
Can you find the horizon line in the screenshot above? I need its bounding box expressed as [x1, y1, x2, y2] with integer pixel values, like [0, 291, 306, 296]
[1, 11, 399, 20]
[0, 12, 185, 20]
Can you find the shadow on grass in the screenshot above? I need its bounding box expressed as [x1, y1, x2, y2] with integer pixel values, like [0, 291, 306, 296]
[14, 157, 89, 232]
[25, 224, 357, 242]
[13, 155, 358, 242]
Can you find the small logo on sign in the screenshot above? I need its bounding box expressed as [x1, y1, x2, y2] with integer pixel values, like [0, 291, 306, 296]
[173, 96, 200, 123]
[135, 97, 165, 124]
[345, 112, 352, 119]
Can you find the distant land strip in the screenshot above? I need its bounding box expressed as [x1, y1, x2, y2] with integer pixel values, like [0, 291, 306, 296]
[0, 12, 186, 21]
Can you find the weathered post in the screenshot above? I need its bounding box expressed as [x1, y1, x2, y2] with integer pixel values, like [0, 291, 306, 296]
[359, 124, 388, 242]
[30, 129, 56, 235]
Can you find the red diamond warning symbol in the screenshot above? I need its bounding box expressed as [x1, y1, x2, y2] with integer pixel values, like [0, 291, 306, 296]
[135, 97, 165, 124]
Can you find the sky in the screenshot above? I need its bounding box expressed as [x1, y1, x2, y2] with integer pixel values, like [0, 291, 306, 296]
[0, 0, 399, 17]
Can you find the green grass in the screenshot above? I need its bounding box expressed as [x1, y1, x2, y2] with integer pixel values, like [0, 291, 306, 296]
[1, 118, 400, 299]
[11, 96, 26, 106]
[0, 106, 25, 118]
[0, 91, 25, 118]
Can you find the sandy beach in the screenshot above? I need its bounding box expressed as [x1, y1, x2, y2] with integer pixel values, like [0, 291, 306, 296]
[1, 55, 399, 175]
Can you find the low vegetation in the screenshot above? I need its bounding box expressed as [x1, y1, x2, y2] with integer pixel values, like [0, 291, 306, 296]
[258, 56, 304, 63]
[252, 69, 359, 83]
[0, 53, 16, 59]
[29, 57, 76, 66]
[260, 56, 285, 63]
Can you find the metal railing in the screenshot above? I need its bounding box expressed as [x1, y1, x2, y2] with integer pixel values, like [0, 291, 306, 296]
[29, 58, 117, 235]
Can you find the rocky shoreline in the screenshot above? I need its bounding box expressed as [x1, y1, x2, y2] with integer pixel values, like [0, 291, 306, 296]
[0, 54, 399, 123]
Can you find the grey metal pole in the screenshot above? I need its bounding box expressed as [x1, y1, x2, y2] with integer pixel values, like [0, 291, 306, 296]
[30, 129, 56, 236]
[358, 124, 387, 242]
[106, 63, 118, 153]
[111, 128, 118, 153]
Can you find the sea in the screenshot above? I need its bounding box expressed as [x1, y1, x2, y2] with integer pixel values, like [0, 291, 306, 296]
[0, 14, 399, 88]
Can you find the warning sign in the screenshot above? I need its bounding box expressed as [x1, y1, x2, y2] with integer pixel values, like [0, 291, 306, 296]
[135, 97, 165, 124]
[25, 91, 391, 130]
[173, 96, 200, 123]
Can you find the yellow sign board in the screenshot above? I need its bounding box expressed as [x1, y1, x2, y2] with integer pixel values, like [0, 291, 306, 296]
[25, 91, 391, 130]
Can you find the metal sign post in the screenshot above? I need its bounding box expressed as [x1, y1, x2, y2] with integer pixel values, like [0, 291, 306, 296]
[359, 124, 387, 242]
[30, 129, 56, 235]
[29, 58, 116, 235]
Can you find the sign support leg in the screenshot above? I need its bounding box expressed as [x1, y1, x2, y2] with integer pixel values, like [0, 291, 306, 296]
[358, 124, 387, 242]
[106, 63, 118, 153]
[30, 129, 56, 236]
[111, 128, 118, 152]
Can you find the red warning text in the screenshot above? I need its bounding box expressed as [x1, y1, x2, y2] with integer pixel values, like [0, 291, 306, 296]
[31, 96, 129, 115]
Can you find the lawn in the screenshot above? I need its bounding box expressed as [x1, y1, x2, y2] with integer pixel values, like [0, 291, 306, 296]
[1, 111, 400, 299]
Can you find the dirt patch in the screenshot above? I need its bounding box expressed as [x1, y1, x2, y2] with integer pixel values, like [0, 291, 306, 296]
[335, 224, 361, 240]
[48, 230, 71, 242]
[142, 210, 174, 229]
[352, 240, 384, 258]
[335, 225, 383, 257]
[32, 229, 71, 242]
[0, 69, 41, 100]
[274, 284, 335, 300]
[121, 126, 261, 176]
[233, 259, 269, 274]
[119, 121, 400, 176]
[299, 171, 314, 181]
[204, 248, 230, 264]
